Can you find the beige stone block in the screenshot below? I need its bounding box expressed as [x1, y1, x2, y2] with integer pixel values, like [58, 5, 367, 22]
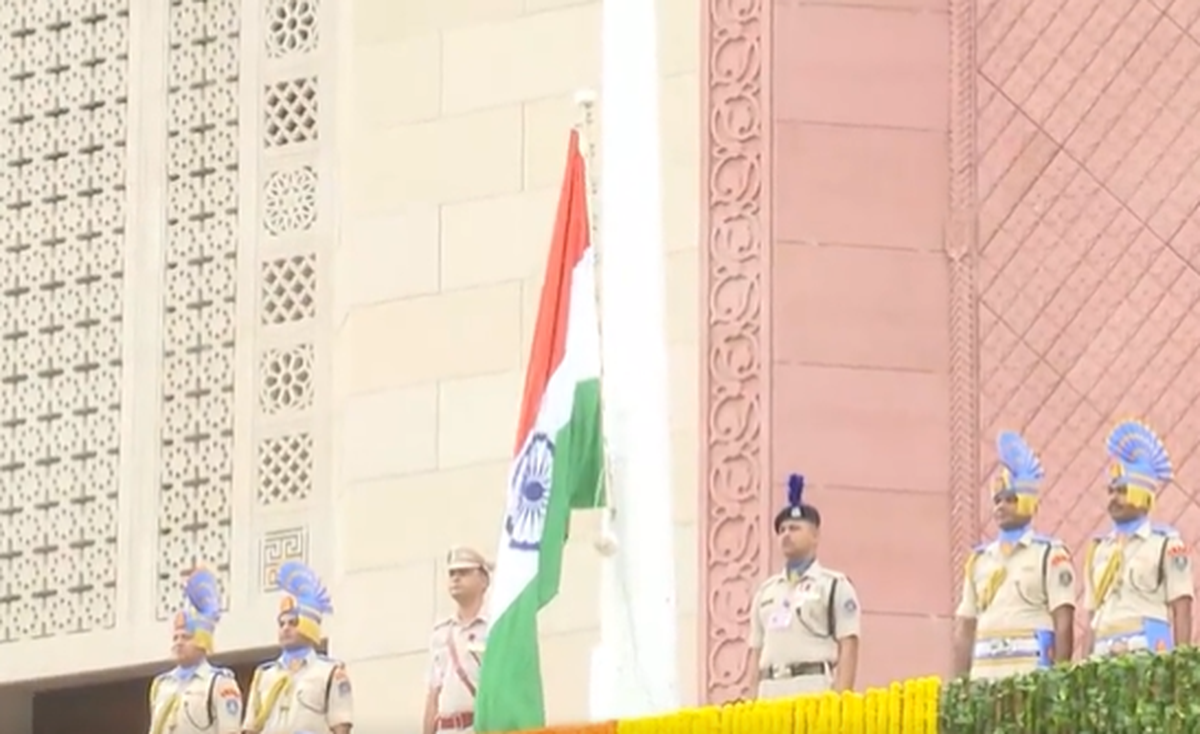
[661, 73, 700, 169]
[540, 628, 600, 723]
[335, 206, 440, 318]
[438, 370, 524, 468]
[333, 653, 427, 731]
[350, 107, 523, 214]
[341, 283, 524, 392]
[669, 342, 699, 429]
[666, 248, 699, 345]
[672, 424, 699, 525]
[353, 0, 525, 44]
[341, 462, 509, 573]
[340, 384, 439, 481]
[660, 0, 701, 77]
[354, 34, 442, 129]
[441, 4, 601, 116]
[440, 188, 557, 290]
[676, 614, 699, 706]
[663, 161, 699, 253]
[526, 0, 593, 11]
[524, 95, 593, 191]
[674, 521, 698, 616]
[335, 562, 438, 659]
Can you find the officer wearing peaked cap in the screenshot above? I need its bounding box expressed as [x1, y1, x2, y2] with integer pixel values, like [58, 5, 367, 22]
[242, 561, 353, 734]
[425, 547, 492, 734]
[954, 431, 1076, 681]
[749, 474, 861, 699]
[150, 568, 244, 734]
[1085, 420, 1194, 658]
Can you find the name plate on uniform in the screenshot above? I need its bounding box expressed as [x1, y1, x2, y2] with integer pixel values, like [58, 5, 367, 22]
[972, 629, 1053, 668]
[1094, 618, 1172, 657]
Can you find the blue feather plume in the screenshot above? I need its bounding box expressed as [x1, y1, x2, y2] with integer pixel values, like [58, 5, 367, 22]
[278, 560, 333, 614]
[184, 568, 222, 621]
[787, 473, 805, 507]
[1107, 420, 1173, 483]
[995, 431, 1044, 485]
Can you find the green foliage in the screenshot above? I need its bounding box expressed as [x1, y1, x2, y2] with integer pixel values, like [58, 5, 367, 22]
[938, 648, 1200, 734]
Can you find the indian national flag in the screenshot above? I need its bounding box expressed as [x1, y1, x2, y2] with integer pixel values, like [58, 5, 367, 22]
[474, 129, 605, 733]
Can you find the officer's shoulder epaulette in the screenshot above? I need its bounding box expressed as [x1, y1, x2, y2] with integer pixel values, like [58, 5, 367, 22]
[211, 665, 235, 678]
[1090, 532, 1109, 542]
[256, 659, 278, 672]
[1151, 523, 1179, 537]
[432, 616, 454, 630]
[1029, 533, 1058, 545]
[153, 670, 171, 683]
[971, 541, 989, 554]
[316, 652, 342, 665]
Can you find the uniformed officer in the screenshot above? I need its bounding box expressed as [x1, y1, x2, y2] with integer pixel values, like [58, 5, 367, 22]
[241, 560, 353, 734]
[424, 547, 492, 734]
[953, 431, 1076, 680]
[149, 568, 243, 734]
[749, 473, 861, 698]
[1085, 419, 1194, 657]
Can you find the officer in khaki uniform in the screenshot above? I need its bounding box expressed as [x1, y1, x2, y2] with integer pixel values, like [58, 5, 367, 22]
[954, 431, 1076, 680]
[424, 547, 492, 734]
[1085, 420, 1193, 657]
[242, 560, 353, 734]
[749, 473, 861, 698]
[149, 568, 243, 734]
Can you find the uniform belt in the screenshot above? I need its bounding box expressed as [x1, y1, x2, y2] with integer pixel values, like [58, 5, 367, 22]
[760, 661, 831, 680]
[437, 711, 475, 730]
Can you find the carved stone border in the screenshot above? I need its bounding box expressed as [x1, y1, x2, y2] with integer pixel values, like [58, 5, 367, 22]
[947, 0, 980, 590]
[699, 0, 772, 705]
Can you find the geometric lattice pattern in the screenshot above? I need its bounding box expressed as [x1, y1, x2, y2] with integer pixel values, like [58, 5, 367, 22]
[264, 77, 318, 147]
[0, 0, 130, 642]
[265, 0, 318, 58]
[157, 0, 241, 619]
[259, 344, 315, 415]
[975, 0, 1200, 558]
[263, 165, 318, 236]
[260, 254, 317, 325]
[256, 433, 313, 506]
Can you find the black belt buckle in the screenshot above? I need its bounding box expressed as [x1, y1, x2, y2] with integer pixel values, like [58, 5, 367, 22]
[762, 661, 828, 680]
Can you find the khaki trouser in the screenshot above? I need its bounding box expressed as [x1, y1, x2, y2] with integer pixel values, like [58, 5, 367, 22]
[756, 662, 834, 699]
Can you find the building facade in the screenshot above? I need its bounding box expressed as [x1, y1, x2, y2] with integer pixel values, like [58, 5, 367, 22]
[5, 0, 1200, 732]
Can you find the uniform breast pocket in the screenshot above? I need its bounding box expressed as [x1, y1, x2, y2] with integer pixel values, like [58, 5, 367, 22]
[1129, 549, 1163, 593]
[181, 689, 212, 728]
[796, 595, 832, 636]
[1013, 562, 1046, 604]
[295, 677, 328, 713]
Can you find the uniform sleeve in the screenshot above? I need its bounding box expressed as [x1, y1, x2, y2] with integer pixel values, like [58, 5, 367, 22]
[212, 672, 244, 734]
[1164, 535, 1195, 603]
[241, 668, 262, 732]
[955, 554, 978, 618]
[1044, 543, 1077, 612]
[326, 663, 354, 728]
[1082, 540, 1097, 611]
[831, 577, 862, 639]
[748, 585, 765, 650]
[427, 629, 447, 689]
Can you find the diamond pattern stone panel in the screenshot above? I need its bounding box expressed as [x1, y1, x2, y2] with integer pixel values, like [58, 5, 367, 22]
[976, 0, 1200, 587]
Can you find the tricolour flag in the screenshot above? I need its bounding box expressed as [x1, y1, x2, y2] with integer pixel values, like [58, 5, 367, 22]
[474, 129, 605, 733]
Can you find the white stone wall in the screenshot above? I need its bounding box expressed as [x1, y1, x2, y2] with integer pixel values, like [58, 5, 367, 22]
[328, 0, 701, 728]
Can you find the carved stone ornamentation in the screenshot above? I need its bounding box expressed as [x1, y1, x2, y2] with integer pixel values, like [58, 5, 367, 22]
[947, 0, 980, 591]
[700, 0, 772, 705]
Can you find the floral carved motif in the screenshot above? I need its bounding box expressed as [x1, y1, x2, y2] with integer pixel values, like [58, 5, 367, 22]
[700, 0, 771, 705]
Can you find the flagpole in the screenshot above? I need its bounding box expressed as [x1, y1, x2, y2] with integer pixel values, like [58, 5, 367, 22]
[594, 0, 680, 718]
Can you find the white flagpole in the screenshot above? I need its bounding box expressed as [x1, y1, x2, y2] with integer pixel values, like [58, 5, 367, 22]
[590, 0, 680, 719]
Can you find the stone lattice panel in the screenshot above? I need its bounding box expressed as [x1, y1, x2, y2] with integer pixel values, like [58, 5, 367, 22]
[975, 0, 1200, 565]
[157, 0, 241, 619]
[0, 0, 130, 643]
